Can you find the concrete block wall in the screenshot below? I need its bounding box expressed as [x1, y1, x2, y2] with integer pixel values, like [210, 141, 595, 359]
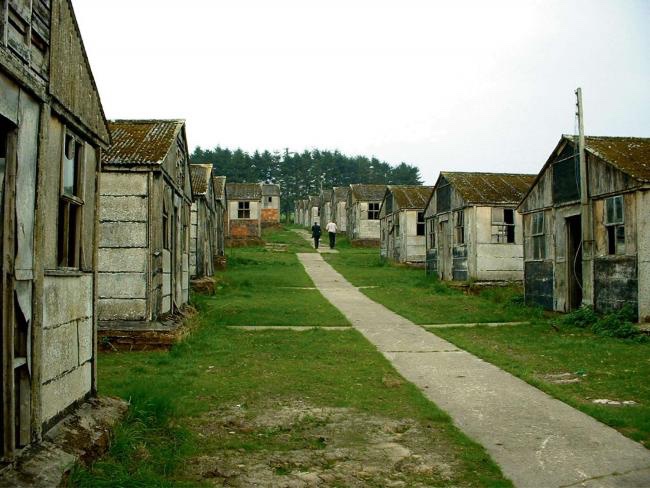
[41, 275, 94, 423]
[637, 190, 650, 322]
[474, 206, 525, 281]
[98, 172, 149, 321]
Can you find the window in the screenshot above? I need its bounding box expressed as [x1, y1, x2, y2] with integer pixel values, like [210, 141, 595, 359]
[368, 202, 380, 220]
[427, 219, 435, 248]
[417, 212, 425, 236]
[162, 210, 170, 250]
[455, 210, 465, 244]
[604, 196, 625, 255]
[531, 211, 545, 260]
[238, 201, 251, 219]
[58, 131, 84, 268]
[0, 120, 9, 208]
[491, 208, 516, 243]
[265, 196, 273, 207]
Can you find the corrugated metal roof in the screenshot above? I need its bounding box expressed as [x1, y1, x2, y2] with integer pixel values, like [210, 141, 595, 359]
[262, 183, 281, 196]
[213, 176, 226, 200]
[389, 185, 434, 209]
[577, 135, 650, 182]
[350, 184, 386, 202]
[103, 120, 184, 165]
[333, 186, 349, 201]
[190, 164, 213, 196]
[441, 172, 535, 205]
[226, 183, 262, 200]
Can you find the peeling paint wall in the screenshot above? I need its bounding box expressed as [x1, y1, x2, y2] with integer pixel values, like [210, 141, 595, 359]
[348, 201, 380, 241]
[261, 195, 280, 225]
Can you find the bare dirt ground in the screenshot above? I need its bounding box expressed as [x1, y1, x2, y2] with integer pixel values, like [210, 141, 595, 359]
[183, 400, 457, 487]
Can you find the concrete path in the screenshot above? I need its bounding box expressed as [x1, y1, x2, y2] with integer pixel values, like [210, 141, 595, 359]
[291, 228, 340, 253]
[226, 326, 351, 331]
[297, 252, 650, 488]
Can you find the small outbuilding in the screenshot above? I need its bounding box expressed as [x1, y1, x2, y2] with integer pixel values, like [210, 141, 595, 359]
[261, 183, 281, 226]
[99, 120, 193, 325]
[213, 175, 227, 258]
[320, 189, 333, 226]
[347, 184, 386, 244]
[425, 172, 534, 281]
[307, 196, 320, 226]
[380, 186, 434, 263]
[331, 186, 349, 232]
[227, 183, 263, 241]
[1, 0, 110, 457]
[519, 135, 650, 322]
[190, 164, 217, 278]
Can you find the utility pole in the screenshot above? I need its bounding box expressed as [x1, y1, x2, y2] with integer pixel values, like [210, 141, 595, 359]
[576, 87, 593, 306]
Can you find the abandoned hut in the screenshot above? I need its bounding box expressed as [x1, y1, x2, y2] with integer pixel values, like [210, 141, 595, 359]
[320, 189, 333, 225]
[261, 183, 281, 226]
[518, 135, 650, 322]
[347, 184, 386, 244]
[331, 186, 350, 232]
[307, 195, 320, 226]
[425, 172, 535, 281]
[301, 198, 310, 226]
[293, 200, 302, 225]
[213, 175, 227, 259]
[226, 183, 263, 241]
[0, 0, 110, 458]
[190, 164, 217, 278]
[380, 186, 434, 263]
[98, 119, 193, 326]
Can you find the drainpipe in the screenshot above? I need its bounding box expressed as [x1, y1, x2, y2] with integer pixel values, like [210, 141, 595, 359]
[576, 88, 593, 307]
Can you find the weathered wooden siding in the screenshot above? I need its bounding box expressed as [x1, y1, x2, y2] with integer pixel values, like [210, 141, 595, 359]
[335, 201, 347, 232]
[474, 206, 525, 281]
[637, 189, 650, 322]
[348, 202, 380, 241]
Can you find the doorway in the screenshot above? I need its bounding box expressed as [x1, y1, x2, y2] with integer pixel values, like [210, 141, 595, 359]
[566, 215, 583, 311]
[439, 220, 451, 280]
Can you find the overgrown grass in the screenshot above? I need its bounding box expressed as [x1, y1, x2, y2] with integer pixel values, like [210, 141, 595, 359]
[322, 248, 544, 324]
[433, 322, 650, 447]
[260, 226, 316, 253]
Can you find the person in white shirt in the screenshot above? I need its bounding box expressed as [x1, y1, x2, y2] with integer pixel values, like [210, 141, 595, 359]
[325, 220, 338, 249]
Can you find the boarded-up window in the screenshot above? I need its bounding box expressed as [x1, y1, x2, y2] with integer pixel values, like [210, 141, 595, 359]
[604, 196, 625, 255]
[531, 211, 545, 260]
[58, 131, 84, 268]
[552, 145, 580, 204]
[455, 210, 464, 244]
[417, 212, 425, 236]
[368, 202, 380, 220]
[436, 183, 451, 213]
[491, 208, 515, 243]
[237, 201, 250, 219]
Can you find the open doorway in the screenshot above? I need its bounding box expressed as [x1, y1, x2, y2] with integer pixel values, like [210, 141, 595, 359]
[566, 215, 583, 311]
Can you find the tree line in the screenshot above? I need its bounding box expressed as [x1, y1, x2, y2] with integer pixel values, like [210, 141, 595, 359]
[190, 146, 423, 216]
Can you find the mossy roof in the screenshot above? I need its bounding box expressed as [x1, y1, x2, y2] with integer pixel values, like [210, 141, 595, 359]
[103, 120, 184, 165]
[441, 172, 536, 205]
[388, 185, 434, 209]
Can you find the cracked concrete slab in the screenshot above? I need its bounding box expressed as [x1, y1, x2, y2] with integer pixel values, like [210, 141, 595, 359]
[226, 326, 352, 331]
[296, 252, 650, 488]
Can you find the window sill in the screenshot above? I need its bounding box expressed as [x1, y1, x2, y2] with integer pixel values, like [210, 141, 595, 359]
[45, 268, 89, 277]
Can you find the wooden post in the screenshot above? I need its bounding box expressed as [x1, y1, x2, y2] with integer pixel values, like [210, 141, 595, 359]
[576, 87, 593, 307]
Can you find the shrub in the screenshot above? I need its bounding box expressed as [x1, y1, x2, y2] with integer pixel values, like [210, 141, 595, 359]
[559, 306, 598, 329]
[559, 305, 646, 341]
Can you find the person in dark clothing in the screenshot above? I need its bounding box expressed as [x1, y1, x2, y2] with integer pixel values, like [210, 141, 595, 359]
[311, 222, 322, 249]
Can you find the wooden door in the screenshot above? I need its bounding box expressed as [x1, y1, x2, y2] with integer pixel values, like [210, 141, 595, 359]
[439, 220, 451, 280]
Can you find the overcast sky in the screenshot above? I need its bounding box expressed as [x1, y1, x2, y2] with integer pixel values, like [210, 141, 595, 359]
[73, 0, 649, 184]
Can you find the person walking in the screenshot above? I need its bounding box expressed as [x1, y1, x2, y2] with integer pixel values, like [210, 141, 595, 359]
[326, 220, 338, 249]
[311, 221, 322, 249]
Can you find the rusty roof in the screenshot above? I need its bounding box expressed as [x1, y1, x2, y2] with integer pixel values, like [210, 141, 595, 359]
[226, 183, 261, 200]
[576, 135, 650, 182]
[262, 184, 281, 196]
[103, 120, 184, 165]
[441, 172, 535, 205]
[213, 176, 226, 201]
[388, 185, 434, 209]
[350, 184, 387, 202]
[333, 186, 349, 201]
[190, 164, 213, 196]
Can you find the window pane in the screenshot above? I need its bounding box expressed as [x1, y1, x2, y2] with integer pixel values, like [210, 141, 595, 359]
[606, 198, 614, 224]
[616, 225, 625, 254]
[63, 135, 76, 196]
[615, 196, 624, 223]
[504, 209, 514, 225]
[492, 207, 503, 224]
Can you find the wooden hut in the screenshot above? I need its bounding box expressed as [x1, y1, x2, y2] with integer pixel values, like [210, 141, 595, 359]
[190, 164, 217, 278]
[226, 183, 262, 241]
[261, 183, 281, 226]
[331, 186, 349, 232]
[98, 120, 193, 326]
[347, 184, 386, 244]
[518, 135, 650, 322]
[320, 189, 333, 226]
[380, 186, 434, 263]
[301, 199, 310, 227]
[213, 175, 227, 258]
[425, 172, 534, 282]
[307, 196, 320, 226]
[0, 0, 110, 458]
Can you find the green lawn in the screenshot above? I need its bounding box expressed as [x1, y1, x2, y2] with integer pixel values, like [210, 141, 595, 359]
[72, 229, 512, 486]
[322, 244, 543, 324]
[433, 323, 650, 447]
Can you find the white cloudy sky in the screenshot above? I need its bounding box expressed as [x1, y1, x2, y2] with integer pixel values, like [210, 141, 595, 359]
[73, 0, 649, 184]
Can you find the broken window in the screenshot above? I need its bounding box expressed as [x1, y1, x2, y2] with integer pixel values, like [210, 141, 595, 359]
[427, 219, 435, 248]
[57, 131, 84, 268]
[238, 201, 250, 219]
[531, 211, 545, 260]
[455, 210, 465, 245]
[417, 212, 425, 236]
[368, 202, 380, 220]
[604, 196, 625, 255]
[491, 208, 516, 243]
[163, 210, 169, 250]
[0, 119, 9, 210]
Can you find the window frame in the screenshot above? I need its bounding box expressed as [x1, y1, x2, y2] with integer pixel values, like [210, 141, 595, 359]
[416, 211, 425, 236]
[491, 207, 516, 244]
[237, 200, 251, 219]
[427, 218, 435, 248]
[531, 211, 545, 260]
[454, 209, 465, 245]
[368, 202, 380, 220]
[604, 196, 625, 255]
